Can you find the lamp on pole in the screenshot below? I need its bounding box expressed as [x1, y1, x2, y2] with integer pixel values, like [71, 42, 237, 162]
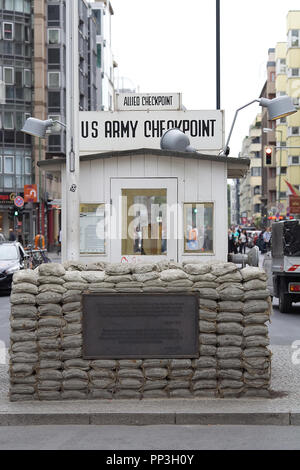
[21, 118, 67, 239]
[220, 96, 296, 157]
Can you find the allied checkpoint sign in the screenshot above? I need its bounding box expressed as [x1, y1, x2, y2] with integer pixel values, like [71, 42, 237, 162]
[79, 110, 224, 153]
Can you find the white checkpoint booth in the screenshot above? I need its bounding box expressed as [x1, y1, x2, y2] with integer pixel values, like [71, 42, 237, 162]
[39, 148, 249, 264]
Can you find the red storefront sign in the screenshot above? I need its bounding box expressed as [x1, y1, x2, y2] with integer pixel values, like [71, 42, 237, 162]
[289, 195, 300, 214]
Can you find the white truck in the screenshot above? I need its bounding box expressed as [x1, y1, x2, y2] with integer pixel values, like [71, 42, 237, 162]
[271, 219, 300, 312]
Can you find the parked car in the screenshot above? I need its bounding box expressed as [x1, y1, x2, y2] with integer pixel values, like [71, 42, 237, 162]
[0, 242, 26, 292]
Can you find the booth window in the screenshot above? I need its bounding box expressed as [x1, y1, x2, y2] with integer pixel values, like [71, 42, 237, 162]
[122, 189, 167, 256]
[80, 203, 105, 254]
[184, 203, 214, 253]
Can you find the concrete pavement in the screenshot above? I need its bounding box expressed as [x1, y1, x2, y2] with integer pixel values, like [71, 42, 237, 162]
[1, 345, 300, 426]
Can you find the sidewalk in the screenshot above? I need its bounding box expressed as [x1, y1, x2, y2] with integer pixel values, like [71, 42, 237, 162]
[1, 345, 300, 426]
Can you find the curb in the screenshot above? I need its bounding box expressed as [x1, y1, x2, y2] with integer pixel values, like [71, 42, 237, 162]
[0, 411, 296, 426]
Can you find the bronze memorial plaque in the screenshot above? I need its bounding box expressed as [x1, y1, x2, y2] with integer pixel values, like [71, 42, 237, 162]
[82, 293, 199, 359]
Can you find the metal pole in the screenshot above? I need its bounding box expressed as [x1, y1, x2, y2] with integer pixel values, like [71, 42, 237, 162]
[64, 0, 80, 261]
[39, 137, 42, 234]
[216, 0, 221, 109]
[277, 130, 283, 209]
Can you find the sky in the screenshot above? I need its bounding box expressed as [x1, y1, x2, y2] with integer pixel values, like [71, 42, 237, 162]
[110, 0, 300, 157]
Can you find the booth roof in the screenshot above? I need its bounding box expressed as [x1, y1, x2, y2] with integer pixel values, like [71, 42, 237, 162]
[38, 148, 250, 179]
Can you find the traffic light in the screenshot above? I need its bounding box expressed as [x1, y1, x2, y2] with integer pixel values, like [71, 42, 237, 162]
[14, 209, 19, 217]
[265, 146, 272, 165]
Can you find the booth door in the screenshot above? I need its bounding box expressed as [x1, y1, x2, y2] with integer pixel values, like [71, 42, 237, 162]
[110, 178, 178, 263]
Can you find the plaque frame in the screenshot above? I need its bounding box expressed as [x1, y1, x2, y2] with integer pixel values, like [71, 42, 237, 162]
[82, 292, 199, 359]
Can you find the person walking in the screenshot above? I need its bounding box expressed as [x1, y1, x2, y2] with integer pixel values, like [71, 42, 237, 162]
[239, 229, 248, 254]
[263, 227, 272, 252]
[228, 228, 234, 253]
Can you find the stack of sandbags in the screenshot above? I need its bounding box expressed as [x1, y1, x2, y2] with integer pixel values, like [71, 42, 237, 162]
[88, 359, 116, 399]
[36, 263, 66, 399]
[100, 263, 133, 293]
[9, 269, 38, 401]
[214, 263, 245, 397]
[160, 268, 192, 293]
[241, 267, 272, 396]
[166, 359, 194, 398]
[115, 359, 144, 399]
[184, 264, 218, 397]
[142, 359, 169, 398]
[132, 264, 164, 293]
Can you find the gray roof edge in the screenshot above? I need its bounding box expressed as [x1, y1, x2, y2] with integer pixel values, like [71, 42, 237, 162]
[37, 148, 250, 167]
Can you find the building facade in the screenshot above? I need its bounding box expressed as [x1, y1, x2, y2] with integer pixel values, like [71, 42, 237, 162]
[0, 0, 33, 243]
[239, 114, 262, 226]
[0, 0, 117, 248]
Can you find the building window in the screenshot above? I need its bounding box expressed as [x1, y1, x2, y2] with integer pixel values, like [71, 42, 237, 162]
[48, 5, 60, 26]
[15, 70, 22, 87]
[48, 134, 61, 151]
[251, 167, 261, 177]
[4, 1, 13, 12]
[288, 156, 300, 165]
[3, 111, 13, 129]
[96, 44, 101, 68]
[290, 127, 300, 136]
[24, 26, 30, 42]
[24, 0, 30, 14]
[4, 156, 13, 173]
[48, 71, 60, 88]
[15, 112, 24, 130]
[24, 69, 31, 87]
[15, 23, 23, 41]
[184, 203, 214, 253]
[254, 204, 261, 213]
[291, 68, 300, 77]
[15, 0, 24, 12]
[4, 67, 14, 85]
[48, 91, 61, 111]
[25, 157, 31, 174]
[253, 186, 260, 195]
[80, 203, 105, 254]
[48, 28, 60, 44]
[4, 175, 13, 188]
[289, 29, 300, 47]
[92, 9, 101, 35]
[48, 48, 60, 66]
[3, 22, 13, 40]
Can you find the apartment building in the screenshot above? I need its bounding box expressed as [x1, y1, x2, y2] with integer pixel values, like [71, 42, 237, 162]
[239, 114, 262, 225]
[89, 0, 116, 111]
[0, 0, 33, 242]
[0, 0, 117, 248]
[272, 11, 300, 218]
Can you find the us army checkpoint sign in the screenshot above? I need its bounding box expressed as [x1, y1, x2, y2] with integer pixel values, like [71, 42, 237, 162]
[79, 110, 224, 153]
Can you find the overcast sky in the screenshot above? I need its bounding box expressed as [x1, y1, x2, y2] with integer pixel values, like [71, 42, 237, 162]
[111, 0, 300, 157]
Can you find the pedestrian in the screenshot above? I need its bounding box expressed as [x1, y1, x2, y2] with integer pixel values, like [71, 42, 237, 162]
[232, 227, 240, 254]
[258, 230, 266, 253]
[228, 228, 234, 253]
[239, 229, 248, 254]
[8, 228, 16, 241]
[263, 227, 272, 252]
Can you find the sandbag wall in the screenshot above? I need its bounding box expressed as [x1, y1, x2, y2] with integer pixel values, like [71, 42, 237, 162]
[9, 261, 272, 401]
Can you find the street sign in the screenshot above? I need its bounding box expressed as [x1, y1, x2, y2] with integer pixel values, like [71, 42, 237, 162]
[14, 196, 24, 208]
[79, 110, 224, 153]
[24, 184, 38, 203]
[116, 93, 182, 111]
